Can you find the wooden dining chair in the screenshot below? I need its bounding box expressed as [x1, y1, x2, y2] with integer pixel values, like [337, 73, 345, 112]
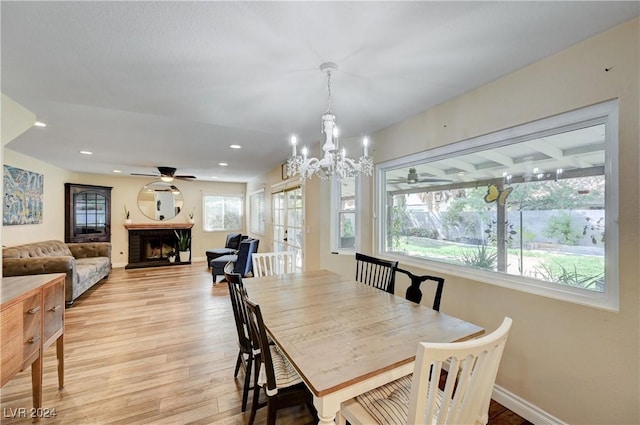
[338, 317, 512, 425]
[355, 252, 399, 294]
[395, 267, 445, 311]
[225, 271, 257, 412]
[252, 251, 296, 277]
[243, 297, 317, 425]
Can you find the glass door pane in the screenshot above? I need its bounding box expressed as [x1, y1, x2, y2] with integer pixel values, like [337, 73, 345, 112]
[273, 187, 303, 271]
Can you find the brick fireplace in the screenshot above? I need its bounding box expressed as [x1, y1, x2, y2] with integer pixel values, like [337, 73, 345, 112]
[125, 223, 193, 269]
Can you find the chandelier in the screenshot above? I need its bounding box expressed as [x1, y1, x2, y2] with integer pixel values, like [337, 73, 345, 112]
[286, 62, 373, 180]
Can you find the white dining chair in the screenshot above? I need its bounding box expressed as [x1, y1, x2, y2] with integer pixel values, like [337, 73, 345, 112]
[252, 251, 296, 277]
[338, 317, 512, 425]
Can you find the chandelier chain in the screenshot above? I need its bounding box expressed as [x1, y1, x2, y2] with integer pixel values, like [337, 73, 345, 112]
[326, 70, 332, 113]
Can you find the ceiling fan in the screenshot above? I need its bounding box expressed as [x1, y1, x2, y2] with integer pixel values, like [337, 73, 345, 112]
[131, 166, 196, 182]
[387, 167, 452, 185]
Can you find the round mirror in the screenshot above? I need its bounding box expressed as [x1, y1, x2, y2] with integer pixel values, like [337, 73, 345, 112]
[138, 181, 184, 221]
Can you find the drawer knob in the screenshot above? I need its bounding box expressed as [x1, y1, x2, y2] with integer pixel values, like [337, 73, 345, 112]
[28, 306, 41, 314]
[28, 335, 41, 344]
[49, 305, 61, 312]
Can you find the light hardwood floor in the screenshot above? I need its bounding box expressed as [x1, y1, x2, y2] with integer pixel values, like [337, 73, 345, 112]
[1, 264, 530, 425]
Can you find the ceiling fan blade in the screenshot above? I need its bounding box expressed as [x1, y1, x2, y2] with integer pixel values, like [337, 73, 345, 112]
[131, 173, 159, 177]
[418, 178, 452, 183]
[175, 175, 196, 180]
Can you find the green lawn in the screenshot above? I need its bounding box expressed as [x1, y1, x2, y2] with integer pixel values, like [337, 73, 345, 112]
[392, 236, 604, 289]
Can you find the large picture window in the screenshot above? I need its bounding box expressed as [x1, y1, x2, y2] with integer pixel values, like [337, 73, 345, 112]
[377, 101, 618, 310]
[202, 194, 243, 232]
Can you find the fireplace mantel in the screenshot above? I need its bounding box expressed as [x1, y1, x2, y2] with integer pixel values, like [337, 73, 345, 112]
[124, 223, 193, 230]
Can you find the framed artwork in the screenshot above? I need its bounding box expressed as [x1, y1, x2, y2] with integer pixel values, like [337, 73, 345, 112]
[3, 165, 44, 225]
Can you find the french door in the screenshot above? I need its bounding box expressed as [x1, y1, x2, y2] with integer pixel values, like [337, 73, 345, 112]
[272, 186, 303, 271]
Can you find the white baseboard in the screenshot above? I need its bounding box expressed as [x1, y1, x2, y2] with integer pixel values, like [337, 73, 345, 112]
[492, 384, 566, 425]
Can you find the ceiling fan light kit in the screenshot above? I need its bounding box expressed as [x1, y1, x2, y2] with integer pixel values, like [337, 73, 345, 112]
[407, 167, 419, 184]
[286, 62, 373, 181]
[131, 166, 196, 181]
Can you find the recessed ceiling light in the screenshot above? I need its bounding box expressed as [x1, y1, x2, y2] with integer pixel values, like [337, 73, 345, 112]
[218, 162, 228, 166]
[113, 170, 122, 173]
[211, 176, 218, 179]
[80, 150, 93, 155]
[229, 144, 241, 149]
[34, 121, 47, 127]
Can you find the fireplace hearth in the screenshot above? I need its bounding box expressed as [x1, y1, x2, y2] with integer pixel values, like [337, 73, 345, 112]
[125, 223, 192, 269]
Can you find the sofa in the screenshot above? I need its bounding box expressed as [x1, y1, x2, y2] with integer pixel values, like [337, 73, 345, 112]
[3, 240, 112, 307]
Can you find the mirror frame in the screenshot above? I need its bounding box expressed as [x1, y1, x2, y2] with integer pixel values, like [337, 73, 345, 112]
[137, 181, 184, 221]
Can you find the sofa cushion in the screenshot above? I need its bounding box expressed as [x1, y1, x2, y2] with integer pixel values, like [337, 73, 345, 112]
[3, 240, 73, 259]
[75, 257, 111, 297]
[210, 254, 238, 267]
[68, 242, 111, 259]
[206, 248, 237, 257]
[225, 233, 243, 250]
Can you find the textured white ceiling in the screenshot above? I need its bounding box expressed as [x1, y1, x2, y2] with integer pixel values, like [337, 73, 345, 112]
[2, 1, 638, 182]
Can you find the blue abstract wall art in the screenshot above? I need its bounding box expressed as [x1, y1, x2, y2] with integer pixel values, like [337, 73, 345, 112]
[3, 165, 44, 225]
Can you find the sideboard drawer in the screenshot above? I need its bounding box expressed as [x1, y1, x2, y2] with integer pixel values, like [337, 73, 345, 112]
[22, 292, 42, 360]
[1, 303, 23, 386]
[43, 279, 64, 344]
[0, 292, 42, 386]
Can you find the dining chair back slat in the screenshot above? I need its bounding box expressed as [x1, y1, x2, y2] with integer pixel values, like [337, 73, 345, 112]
[225, 271, 256, 412]
[252, 251, 296, 277]
[355, 252, 398, 294]
[408, 317, 512, 424]
[339, 317, 512, 425]
[395, 267, 445, 311]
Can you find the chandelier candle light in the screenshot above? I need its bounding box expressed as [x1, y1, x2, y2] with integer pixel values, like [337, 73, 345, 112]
[287, 62, 373, 180]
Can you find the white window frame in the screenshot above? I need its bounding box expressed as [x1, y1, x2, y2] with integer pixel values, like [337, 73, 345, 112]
[375, 100, 619, 311]
[249, 188, 265, 235]
[202, 193, 243, 232]
[331, 176, 361, 254]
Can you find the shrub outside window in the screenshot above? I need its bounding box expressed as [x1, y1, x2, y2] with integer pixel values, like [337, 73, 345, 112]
[202, 194, 243, 232]
[377, 101, 618, 310]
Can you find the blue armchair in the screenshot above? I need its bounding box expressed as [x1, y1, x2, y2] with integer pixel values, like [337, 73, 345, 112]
[211, 238, 259, 283]
[205, 233, 248, 267]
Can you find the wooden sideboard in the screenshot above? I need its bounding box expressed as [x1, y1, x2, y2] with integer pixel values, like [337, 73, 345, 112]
[1, 273, 65, 420]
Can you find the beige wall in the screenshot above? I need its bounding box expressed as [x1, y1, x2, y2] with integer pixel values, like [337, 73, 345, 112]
[2, 149, 246, 268]
[74, 174, 246, 268]
[246, 164, 322, 270]
[2, 149, 74, 245]
[316, 18, 639, 424]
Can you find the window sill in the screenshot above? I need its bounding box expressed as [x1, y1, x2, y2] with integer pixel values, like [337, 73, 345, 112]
[382, 253, 618, 312]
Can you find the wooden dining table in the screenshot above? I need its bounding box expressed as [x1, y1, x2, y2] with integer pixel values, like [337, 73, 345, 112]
[243, 269, 484, 425]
